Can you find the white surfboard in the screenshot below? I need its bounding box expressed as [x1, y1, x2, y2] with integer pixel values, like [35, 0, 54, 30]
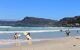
[23, 32, 28, 35]
[18, 34, 21, 37]
[26, 35, 32, 40]
[23, 32, 32, 40]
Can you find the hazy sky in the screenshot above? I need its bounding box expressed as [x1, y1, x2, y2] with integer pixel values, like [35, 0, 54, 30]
[0, 0, 80, 20]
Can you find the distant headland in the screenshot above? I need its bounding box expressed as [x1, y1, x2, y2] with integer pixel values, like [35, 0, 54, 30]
[0, 16, 80, 27]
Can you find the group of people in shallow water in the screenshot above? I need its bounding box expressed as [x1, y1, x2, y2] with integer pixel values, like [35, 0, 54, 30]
[60, 29, 80, 37]
[14, 32, 32, 45]
[14, 32, 31, 40]
[60, 29, 70, 36]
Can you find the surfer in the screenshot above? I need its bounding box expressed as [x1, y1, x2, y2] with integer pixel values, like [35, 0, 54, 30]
[14, 32, 21, 46]
[65, 30, 70, 36]
[23, 32, 32, 45]
[60, 29, 63, 32]
[24, 32, 31, 40]
[77, 30, 79, 33]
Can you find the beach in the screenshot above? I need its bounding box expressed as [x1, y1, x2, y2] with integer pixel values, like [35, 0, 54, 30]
[0, 27, 80, 50]
[0, 36, 80, 50]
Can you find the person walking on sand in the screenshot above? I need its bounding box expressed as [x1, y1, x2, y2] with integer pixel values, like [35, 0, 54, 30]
[23, 32, 32, 45]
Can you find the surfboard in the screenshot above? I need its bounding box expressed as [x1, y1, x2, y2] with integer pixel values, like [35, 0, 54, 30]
[23, 32, 28, 35]
[26, 35, 32, 40]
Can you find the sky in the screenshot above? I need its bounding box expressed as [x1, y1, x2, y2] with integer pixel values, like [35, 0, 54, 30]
[0, 0, 80, 21]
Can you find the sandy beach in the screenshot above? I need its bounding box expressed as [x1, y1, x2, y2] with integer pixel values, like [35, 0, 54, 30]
[0, 36, 80, 50]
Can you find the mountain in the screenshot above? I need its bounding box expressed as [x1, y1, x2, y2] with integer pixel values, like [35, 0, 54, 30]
[15, 17, 59, 27]
[0, 21, 16, 26]
[0, 17, 59, 27]
[0, 16, 80, 27]
[59, 16, 80, 27]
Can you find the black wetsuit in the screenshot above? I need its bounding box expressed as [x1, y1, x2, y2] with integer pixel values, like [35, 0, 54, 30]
[65, 30, 70, 36]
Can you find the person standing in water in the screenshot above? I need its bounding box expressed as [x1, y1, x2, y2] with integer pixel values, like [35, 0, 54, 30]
[26, 32, 31, 40]
[14, 32, 21, 39]
[14, 32, 21, 46]
[77, 30, 79, 33]
[24, 32, 32, 45]
[60, 29, 63, 32]
[65, 29, 70, 36]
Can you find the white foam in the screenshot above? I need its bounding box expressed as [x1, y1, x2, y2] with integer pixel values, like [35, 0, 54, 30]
[0, 30, 60, 33]
[0, 27, 79, 33]
[0, 26, 12, 28]
[0, 28, 79, 33]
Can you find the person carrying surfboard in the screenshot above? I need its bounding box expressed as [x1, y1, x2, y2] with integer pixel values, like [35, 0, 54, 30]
[14, 32, 21, 39]
[14, 32, 21, 46]
[23, 32, 32, 45]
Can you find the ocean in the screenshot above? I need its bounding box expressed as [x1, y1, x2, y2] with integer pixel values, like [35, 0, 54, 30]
[0, 26, 80, 47]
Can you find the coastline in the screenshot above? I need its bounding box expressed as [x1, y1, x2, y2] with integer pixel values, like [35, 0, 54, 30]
[0, 36, 80, 50]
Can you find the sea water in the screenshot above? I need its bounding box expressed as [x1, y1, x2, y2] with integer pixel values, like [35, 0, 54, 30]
[0, 26, 80, 47]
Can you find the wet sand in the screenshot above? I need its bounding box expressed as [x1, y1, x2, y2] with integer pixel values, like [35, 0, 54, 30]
[0, 36, 80, 50]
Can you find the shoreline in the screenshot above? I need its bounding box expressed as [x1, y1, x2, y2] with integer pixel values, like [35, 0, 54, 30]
[0, 37, 65, 48]
[0, 36, 80, 50]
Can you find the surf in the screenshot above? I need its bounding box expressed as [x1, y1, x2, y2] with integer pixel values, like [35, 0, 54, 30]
[0, 28, 79, 33]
